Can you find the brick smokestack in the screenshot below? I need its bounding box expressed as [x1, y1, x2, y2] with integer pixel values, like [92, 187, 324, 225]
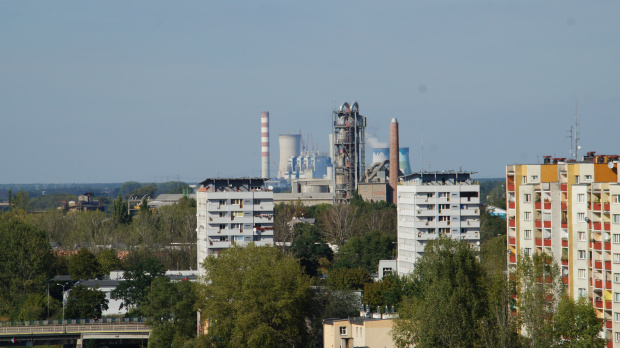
[389, 118, 399, 205]
[261, 111, 269, 178]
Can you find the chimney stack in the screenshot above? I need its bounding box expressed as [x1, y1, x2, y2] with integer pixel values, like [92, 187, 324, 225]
[389, 118, 399, 205]
[261, 111, 269, 178]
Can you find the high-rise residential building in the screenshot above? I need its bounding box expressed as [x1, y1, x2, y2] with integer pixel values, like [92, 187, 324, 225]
[507, 153, 620, 345]
[397, 172, 480, 276]
[196, 178, 274, 276]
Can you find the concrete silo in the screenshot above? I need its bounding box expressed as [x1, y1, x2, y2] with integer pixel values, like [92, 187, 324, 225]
[278, 134, 301, 178]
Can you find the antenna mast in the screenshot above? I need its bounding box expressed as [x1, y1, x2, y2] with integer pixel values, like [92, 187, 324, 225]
[574, 100, 580, 160]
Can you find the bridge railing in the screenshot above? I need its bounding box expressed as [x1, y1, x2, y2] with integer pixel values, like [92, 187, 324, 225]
[0, 317, 147, 327]
[0, 323, 150, 335]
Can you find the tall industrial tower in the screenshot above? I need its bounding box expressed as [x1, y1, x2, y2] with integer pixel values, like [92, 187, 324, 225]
[261, 111, 269, 178]
[332, 101, 366, 204]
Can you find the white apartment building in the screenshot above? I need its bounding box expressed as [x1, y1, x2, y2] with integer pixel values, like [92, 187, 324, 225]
[196, 178, 274, 276]
[397, 172, 480, 276]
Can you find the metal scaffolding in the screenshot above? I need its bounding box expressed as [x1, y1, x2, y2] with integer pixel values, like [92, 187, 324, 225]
[332, 101, 366, 204]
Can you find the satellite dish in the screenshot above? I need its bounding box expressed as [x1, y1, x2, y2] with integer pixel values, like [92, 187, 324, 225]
[609, 161, 615, 169]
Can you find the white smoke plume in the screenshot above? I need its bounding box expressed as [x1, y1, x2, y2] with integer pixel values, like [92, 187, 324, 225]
[367, 135, 388, 149]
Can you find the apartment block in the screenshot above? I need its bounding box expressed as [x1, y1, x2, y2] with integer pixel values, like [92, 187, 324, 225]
[196, 178, 274, 276]
[397, 172, 480, 276]
[507, 153, 620, 346]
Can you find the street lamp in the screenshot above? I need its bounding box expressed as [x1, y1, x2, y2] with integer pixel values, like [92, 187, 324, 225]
[57, 283, 66, 333]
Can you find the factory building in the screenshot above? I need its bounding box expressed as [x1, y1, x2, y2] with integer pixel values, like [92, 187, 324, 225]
[507, 153, 620, 344]
[196, 178, 274, 276]
[283, 152, 331, 180]
[397, 171, 480, 276]
[278, 134, 302, 178]
[332, 101, 366, 204]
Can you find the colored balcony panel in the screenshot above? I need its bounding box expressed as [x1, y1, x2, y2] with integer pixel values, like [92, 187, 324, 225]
[535, 220, 543, 228]
[606, 261, 612, 269]
[605, 242, 611, 251]
[508, 201, 515, 209]
[562, 240, 568, 247]
[606, 281, 612, 290]
[562, 276, 569, 285]
[604, 203, 611, 211]
[535, 202, 541, 210]
[593, 222, 602, 231]
[544, 221, 551, 228]
[607, 320, 613, 329]
[509, 237, 516, 245]
[561, 222, 568, 228]
[544, 239, 552, 247]
[535, 238, 543, 246]
[509, 255, 516, 263]
[595, 280, 603, 288]
[605, 222, 611, 231]
[592, 202, 602, 211]
[561, 183, 568, 191]
[508, 184, 515, 191]
[509, 220, 516, 227]
[606, 300, 612, 309]
[544, 202, 551, 210]
[595, 300, 603, 309]
[592, 241, 602, 250]
[595, 261, 603, 269]
[562, 260, 568, 266]
[561, 202, 567, 210]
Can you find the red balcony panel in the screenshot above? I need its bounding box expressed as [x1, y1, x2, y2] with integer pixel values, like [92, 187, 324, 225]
[561, 183, 568, 191]
[606, 261, 612, 269]
[592, 202, 602, 211]
[509, 219, 516, 227]
[607, 320, 613, 329]
[544, 239, 552, 247]
[509, 255, 516, 263]
[544, 221, 551, 228]
[593, 241, 602, 250]
[595, 300, 603, 309]
[508, 184, 515, 191]
[605, 242, 611, 251]
[509, 237, 516, 245]
[590, 259, 593, 267]
[561, 222, 568, 228]
[593, 222, 602, 231]
[595, 280, 603, 289]
[605, 203, 611, 211]
[535, 220, 543, 228]
[535, 202, 542, 210]
[605, 222, 611, 231]
[606, 300, 612, 308]
[508, 201, 515, 209]
[562, 260, 568, 266]
[561, 202, 567, 210]
[535, 238, 543, 246]
[562, 239, 568, 247]
[562, 276, 569, 285]
[608, 340, 613, 348]
[607, 281, 612, 290]
[595, 260, 603, 269]
[544, 202, 551, 210]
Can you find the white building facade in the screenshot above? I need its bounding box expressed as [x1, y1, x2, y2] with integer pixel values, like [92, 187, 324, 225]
[397, 172, 480, 276]
[196, 178, 274, 277]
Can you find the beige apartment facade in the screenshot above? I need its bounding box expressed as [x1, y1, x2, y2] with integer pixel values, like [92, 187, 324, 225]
[323, 318, 395, 348]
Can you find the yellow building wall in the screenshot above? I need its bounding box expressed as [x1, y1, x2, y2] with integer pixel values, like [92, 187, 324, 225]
[594, 163, 618, 182]
[541, 164, 558, 183]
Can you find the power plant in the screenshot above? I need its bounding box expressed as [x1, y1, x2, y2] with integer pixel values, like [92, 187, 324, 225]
[332, 101, 366, 204]
[371, 147, 411, 175]
[278, 134, 301, 178]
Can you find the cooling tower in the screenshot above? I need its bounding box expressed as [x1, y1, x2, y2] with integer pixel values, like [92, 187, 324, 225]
[399, 147, 411, 175]
[278, 134, 301, 178]
[372, 148, 390, 164]
[261, 111, 269, 178]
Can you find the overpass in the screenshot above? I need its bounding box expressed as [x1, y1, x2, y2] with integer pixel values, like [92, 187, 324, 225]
[0, 318, 150, 347]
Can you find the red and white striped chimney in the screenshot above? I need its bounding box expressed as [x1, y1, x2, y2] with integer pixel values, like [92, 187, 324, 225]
[261, 111, 270, 178]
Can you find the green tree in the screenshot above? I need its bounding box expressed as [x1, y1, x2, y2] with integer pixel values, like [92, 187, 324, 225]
[68, 248, 102, 281]
[141, 277, 197, 347]
[326, 267, 372, 291]
[515, 252, 562, 348]
[480, 210, 507, 244]
[290, 223, 333, 277]
[197, 245, 313, 347]
[11, 190, 30, 212]
[97, 249, 122, 276]
[363, 275, 413, 310]
[318, 203, 358, 246]
[0, 216, 53, 313]
[333, 229, 396, 271]
[119, 181, 143, 199]
[111, 194, 130, 225]
[392, 237, 488, 348]
[65, 285, 109, 319]
[112, 253, 165, 314]
[554, 295, 606, 347]
[16, 293, 62, 321]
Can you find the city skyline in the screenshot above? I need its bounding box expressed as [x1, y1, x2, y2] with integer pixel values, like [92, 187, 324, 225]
[2, 1, 619, 183]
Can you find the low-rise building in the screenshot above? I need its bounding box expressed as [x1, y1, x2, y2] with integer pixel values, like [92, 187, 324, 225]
[323, 317, 395, 348]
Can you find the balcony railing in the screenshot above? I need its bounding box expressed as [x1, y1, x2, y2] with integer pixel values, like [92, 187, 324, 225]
[509, 237, 516, 245]
[509, 220, 516, 227]
[509, 255, 516, 263]
[535, 238, 542, 246]
[508, 184, 515, 191]
[562, 276, 569, 285]
[561, 183, 568, 191]
[544, 239, 552, 247]
[591, 202, 602, 211]
[561, 202, 567, 210]
[562, 240, 568, 247]
[508, 201, 515, 209]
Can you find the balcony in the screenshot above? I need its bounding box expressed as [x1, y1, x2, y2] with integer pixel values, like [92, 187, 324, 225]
[561, 221, 568, 228]
[561, 183, 568, 191]
[604, 203, 611, 212]
[591, 202, 602, 211]
[535, 202, 542, 210]
[592, 241, 602, 250]
[509, 219, 516, 228]
[595, 300, 603, 309]
[607, 320, 613, 329]
[562, 260, 568, 266]
[606, 300, 612, 309]
[595, 260, 603, 269]
[535, 238, 543, 246]
[509, 237, 516, 245]
[544, 239, 552, 247]
[562, 239, 568, 247]
[508, 201, 515, 209]
[607, 281, 612, 290]
[561, 202, 567, 210]
[594, 279, 603, 289]
[535, 220, 543, 228]
[606, 261, 612, 269]
[509, 255, 516, 263]
[605, 242, 611, 251]
[562, 276, 569, 285]
[544, 221, 551, 228]
[592, 222, 602, 231]
[508, 184, 515, 191]
[605, 222, 611, 231]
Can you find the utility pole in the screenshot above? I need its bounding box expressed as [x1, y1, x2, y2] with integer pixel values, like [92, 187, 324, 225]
[57, 283, 66, 333]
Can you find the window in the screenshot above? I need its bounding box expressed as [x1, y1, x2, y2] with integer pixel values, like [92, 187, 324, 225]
[614, 195, 620, 204]
[232, 211, 243, 217]
[577, 213, 585, 222]
[525, 212, 532, 221]
[522, 176, 527, 184]
[524, 248, 532, 256]
[575, 175, 580, 184]
[578, 232, 586, 241]
[578, 250, 586, 259]
[578, 288, 587, 298]
[524, 194, 531, 202]
[578, 269, 586, 279]
[577, 194, 585, 203]
[615, 234, 620, 244]
[231, 199, 242, 205]
[524, 230, 532, 240]
[614, 215, 620, 224]
[615, 254, 620, 264]
[339, 326, 347, 335]
[616, 332, 620, 343]
[615, 273, 620, 283]
[531, 175, 538, 181]
[615, 293, 620, 303]
[585, 175, 592, 181]
[615, 313, 620, 323]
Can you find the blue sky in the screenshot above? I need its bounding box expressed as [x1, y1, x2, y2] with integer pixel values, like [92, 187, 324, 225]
[1, 1, 619, 183]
